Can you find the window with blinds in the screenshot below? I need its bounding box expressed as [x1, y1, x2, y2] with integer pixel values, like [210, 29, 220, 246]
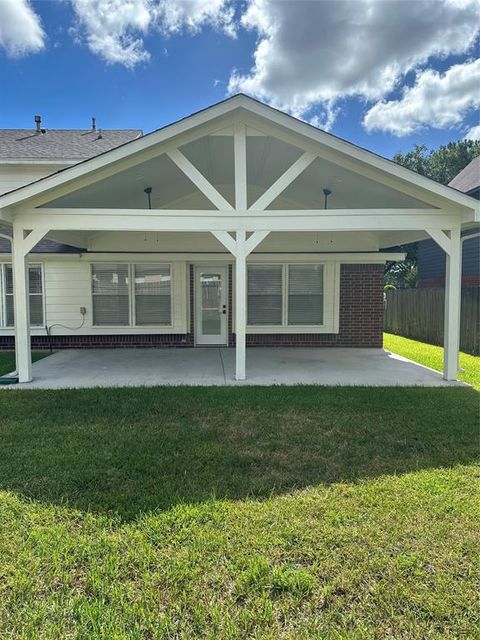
[247, 264, 283, 325]
[92, 263, 172, 327]
[134, 264, 171, 325]
[288, 264, 324, 325]
[247, 263, 325, 327]
[2, 264, 43, 327]
[92, 264, 130, 326]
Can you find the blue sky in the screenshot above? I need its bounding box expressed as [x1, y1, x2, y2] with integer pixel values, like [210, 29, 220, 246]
[0, 0, 478, 159]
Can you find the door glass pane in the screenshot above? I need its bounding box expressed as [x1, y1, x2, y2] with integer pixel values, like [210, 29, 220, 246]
[200, 273, 222, 335]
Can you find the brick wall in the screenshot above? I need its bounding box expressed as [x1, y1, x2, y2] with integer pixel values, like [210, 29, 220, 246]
[242, 264, 384, 348]
[0, 263, 384, 350]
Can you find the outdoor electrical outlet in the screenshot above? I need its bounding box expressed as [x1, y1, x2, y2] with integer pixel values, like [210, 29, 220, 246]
[80, 307, 87, 316]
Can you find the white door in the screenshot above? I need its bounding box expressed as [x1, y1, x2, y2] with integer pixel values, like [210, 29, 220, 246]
[195, 266, 228, 345]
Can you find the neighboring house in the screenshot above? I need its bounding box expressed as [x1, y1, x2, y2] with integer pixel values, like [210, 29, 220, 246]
[0, 95, 477, 383]
[416, 156, 480, 287]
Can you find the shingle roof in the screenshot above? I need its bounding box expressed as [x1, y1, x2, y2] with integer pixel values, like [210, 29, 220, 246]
[0, 128, 142, 161]
[0, 227, 84, 254]
[448, 156, 480, 195]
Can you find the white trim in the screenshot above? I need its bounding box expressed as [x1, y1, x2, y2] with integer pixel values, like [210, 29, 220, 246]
[167, 148, 233, 211]
[249, 151, 316, 211]
[426, 229, 452, 256]
[211, 231, 237, 256]
[14, 208, 461, 232]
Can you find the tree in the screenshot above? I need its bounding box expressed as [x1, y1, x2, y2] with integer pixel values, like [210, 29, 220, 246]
[393, 139, 480, 186]
[385, 139, 480, 287]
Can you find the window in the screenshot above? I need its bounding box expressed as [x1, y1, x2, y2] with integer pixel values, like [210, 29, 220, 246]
[247, 265, 282, 325]
[91, 263, 172, 326]
[92, 264, 130, 326]
[134, 264, 171, 326]
[247, 263, 324, 327]
[288, 264, 324, 325]
[2, 264, 43, 327]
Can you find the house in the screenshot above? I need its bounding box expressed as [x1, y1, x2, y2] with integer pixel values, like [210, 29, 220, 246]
[0, 95, 478, 384]
[416, 156, 480, 287]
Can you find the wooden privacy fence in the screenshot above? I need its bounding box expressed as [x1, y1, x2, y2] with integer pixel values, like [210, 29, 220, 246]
[384, 287, 479, 355]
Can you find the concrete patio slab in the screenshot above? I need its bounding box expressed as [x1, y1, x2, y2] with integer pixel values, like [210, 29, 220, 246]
[5, 347, 465, 389]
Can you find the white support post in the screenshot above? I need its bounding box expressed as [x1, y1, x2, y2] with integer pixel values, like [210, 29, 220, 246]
[12, 226, 32, 382]
[443, 228, 461, 381]
[11, 226, 48, 383]
[235, 230, 247, 380]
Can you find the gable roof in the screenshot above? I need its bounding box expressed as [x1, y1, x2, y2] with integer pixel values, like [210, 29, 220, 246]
[449, 156, 480, 195]
[0, 94, 478, 215]
[0, 128, 142, 162]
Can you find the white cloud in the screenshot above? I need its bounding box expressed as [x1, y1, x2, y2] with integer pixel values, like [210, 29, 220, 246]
[465, 124, 480, 140]
[229, 0, 480, 128]
[156, 0, 235, 37]
[363, 59, 480, 135]
[70, 0, 152, 67]
[70, 0, 235, 68]
[0, 0, 45, 57]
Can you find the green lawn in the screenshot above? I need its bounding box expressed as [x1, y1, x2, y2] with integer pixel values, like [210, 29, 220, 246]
[0, 350, 51, 377]
[0, 384, 478, 639]
[384, 333, 480, 390]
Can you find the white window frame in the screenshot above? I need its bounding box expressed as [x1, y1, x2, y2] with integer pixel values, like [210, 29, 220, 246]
[0, 262, 45, 328]
[246, 261, 339, 334]
[91, 263, 173, 328]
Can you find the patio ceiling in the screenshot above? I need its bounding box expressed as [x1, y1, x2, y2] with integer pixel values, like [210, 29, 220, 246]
[43, 133, 432, 211]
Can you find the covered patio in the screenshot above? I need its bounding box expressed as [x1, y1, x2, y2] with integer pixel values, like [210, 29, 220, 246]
[0, 96, 478, 385]
[7, 347, 464, 389]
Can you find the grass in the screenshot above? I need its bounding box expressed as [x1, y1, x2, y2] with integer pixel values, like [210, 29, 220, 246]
[0, 384, 479, 638]
[384, 333, 480, 390]
[0, 350, 51, 377]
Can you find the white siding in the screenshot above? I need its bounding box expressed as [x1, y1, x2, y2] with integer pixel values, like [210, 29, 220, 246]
[0, 163, 69, 195]
[0, 256, 188, 336]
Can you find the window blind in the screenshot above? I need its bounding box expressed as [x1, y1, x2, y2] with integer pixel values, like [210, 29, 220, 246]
[288, 264, 324, 325]
[247, 264, 282, 325]
[92, 264, 129, 326]
[134, 264, 171, 325]
[4, 264, 43, 327]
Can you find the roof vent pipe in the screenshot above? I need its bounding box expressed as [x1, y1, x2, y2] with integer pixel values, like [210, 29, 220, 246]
[34, 115, 42, 133]
[91, 117, 96, 131]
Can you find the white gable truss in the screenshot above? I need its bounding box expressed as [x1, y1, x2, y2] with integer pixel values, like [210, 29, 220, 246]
[1, 94, 478, 383]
